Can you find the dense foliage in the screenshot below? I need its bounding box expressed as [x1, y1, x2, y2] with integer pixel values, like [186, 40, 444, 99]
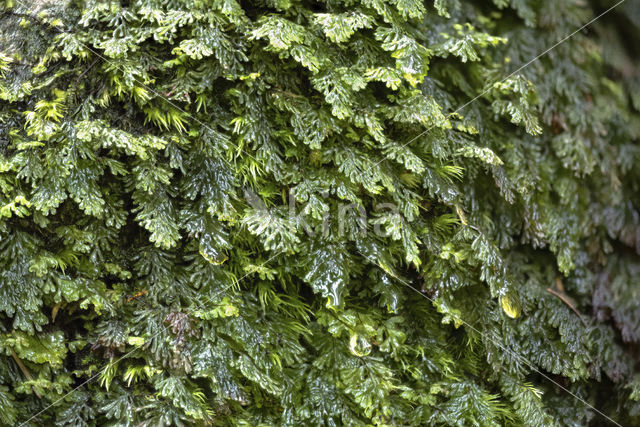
[1, 0, 640, 425]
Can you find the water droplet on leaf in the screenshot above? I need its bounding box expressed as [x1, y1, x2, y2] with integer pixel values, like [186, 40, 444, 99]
[199, 243, 228, 265]
[500, 292, 522, 319]
[349, 334, 372, 357]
